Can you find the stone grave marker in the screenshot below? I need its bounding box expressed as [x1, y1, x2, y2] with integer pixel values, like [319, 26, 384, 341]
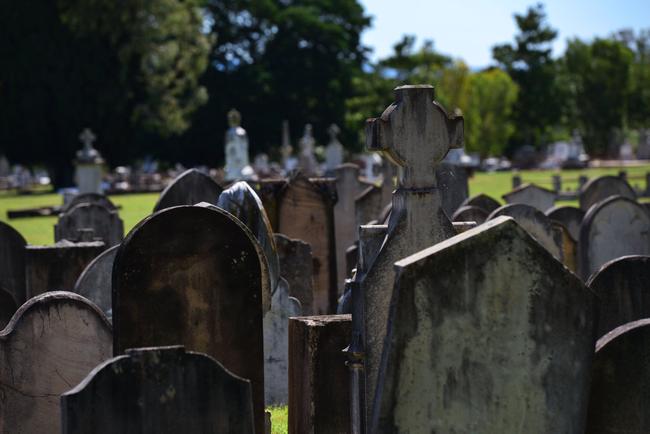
[73, 245, 119, 318]
[55, 203, 124, 247]
[26, 240, 106, 297]
[61, 345, 255, 434]
[460, 193, 501, 214]
[63, 193, 117, 213]
[74, 128, 104, 194]
[546, 205, 585, 241]
[502, 183, 556, 211]
[298, 124, 319, 176]
[587, 255, 650, 338]
[435, 162, 469, 217]
[334, 164, 363, 295]
[579, 196, 650, 280]
[277, 173, 337, 314]
[112, 205, 267, 433]
[358, 85, 462, 420]
[153, 168, 223, 212]
[586, 319, 650, 433]
[0, 220, 26, 305]
[325, 124, 344, 172]
[224, 108, 252, 181]
[372, 217, 595, 433]
[274, 233, 314, 315]
[355, 183, 384, 228]
[0, 287, 17, 329]
[0, 291, 112, 434]
[579, 175, 636, 211]
[451, 205, 488, 224]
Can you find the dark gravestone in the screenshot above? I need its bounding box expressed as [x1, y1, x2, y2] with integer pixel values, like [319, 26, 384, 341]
[153, 168, 223, 212]
[451, 205, 488, 224]
[587, 255, 650, 338]
[435, 162, 469, 217]
[0, 291, 112, 434]
[579, 175, 636, 211]
[274, 233, 314, 315]
[63, 193, 117, 213]
[0, 221, 26, 305]
[372, 217, 595, 433]
[460, 193, 501, 215]
[586, 319, 650, 433]
[289, 315, 351, 434]
[0, 287, 17, 329]
[502, 183, 556, 211]
[55, 203, 124, 247]
[579, 196, 650, 280]
[546, 205, 585, 241]
[73, 245, 119, 318]
[113, 205, 266, 434]
[26, 240, 106, 297]
[61, 345, 255, 434]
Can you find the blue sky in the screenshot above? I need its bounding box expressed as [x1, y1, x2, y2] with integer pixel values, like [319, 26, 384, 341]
[359, 0, 650, 68]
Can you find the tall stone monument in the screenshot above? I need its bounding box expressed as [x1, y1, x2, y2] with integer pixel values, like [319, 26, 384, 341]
[325, 124, 344, 172]
[224, 108, 252, 181]
[74, 128, 104, 194]
[298, 124, 319, 176]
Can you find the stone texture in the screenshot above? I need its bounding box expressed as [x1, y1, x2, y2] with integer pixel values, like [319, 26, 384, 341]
[153, 168, 223, 212]
[579, 175, 636, 211]
[502, 183, 556, 211]
[55, 203, 124, 247]
[586, 319, 650, 433]
[112, 205, 266, 434]
[61, 345, 255, 434]
[460, 193, 501, 214]
[451, 205, 488, 224]
[579, 196, 650, 280]
[0, 291, 112, 434]
[288, 315, 351, 434]
[274, 234, 314, 315]
[546, 205, 585, 241]
[355, 184, 384, 228]
[587, 255, 650, 338]
[0, 288, 17, 329]
[263, 278, 301, 405]
[73, 245, 119, 318]
[0, 221, 26, 305]
[435, 162, 469, 217]
[25, 240, 106, 297]
[63, 193, 117, 213]
[372, 217, 595, 433]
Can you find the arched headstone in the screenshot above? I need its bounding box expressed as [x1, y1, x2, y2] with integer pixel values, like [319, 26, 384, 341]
[460, 193, 501, 214]
[63, 193, 117, 213]
[579, 175, 636, 211]
[546, 205, 585, 241]
[451, 205, 488, 224]
[55, 203, 123, 247]
[73, 245, 119, 318]
[0, 221, 26, 304]
[502, 183, 556, 211]
[153, 168, 223, 212]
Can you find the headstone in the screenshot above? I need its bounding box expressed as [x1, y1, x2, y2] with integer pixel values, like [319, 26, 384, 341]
[224, 108, 252, 181]
[579, 196, 650, 280]
[334, 164, 363, 295]
[281, 120, 296, 172]
[372, 217, 595, 433]
[325, 124, 344, 172]
[0, 291, 112, 434]
[61, 345, 255, 434]
[0, 287, 17, 329]
[552, 174, 562, 192]
[451, 205, 488, 224]
[263, 278, 301, 405]
[298, 124, 319, 176]
[502, 183, 556, 211]
[0, 221, 27, 305]
[63, 193, 117, 213]
[355, 184, 383, 228]
[587, 255, 650, 338]
[460, 193, 501, 214]
[277, 173, 337, 314]
[73, 245, 119, 318]
[153, 168, 223, 212]
[274, 234, 314, 315]
[435, 162, 469, 217]
[112, 205, 267, 433]
[75, 128, 104, 194]
[25, 240, 106, 297]
[289, 315, 351, 434]
[586, 319, 650, 433]
[512, 173, 522, 188]
[545, 205, 585, 241]
[55, 203, 124, 247]
[579, 175, 636, 211]
[358, 85, 462, 421]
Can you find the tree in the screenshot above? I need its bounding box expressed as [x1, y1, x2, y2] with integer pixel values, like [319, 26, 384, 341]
[492, 3, 561, 151]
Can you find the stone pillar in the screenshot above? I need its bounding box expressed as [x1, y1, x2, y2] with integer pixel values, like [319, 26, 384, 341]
[512, 173, 522, 189]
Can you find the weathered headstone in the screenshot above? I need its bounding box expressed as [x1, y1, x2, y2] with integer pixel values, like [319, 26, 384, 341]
[325, 124, 344, 172]
[579, 175, 636, 211]
[587, 255, 650, 338]
[113, 205, 267, 433]
[298, 124, 319, 176]
[546, 205, 585, 241]
[579, 196, 650, 280]
[0, 221, 26, 305]
[451, 205, 488, 224]
[73, 245, 119, 318]
[274, 233, 314, 315]
[224, 108, 252, 181]
[586, 319, 650, 433]
[460, 193, 501, 214]
[0, 287, 17, 329]
[358, 85, 462, 421]
[435, 162, 469, 217]
[334, 164, 363, 295]
[355, 183, 383, 228]
[0, 291, 112, 434]
[289, 315, 351, 434]
[61, 345, 255, 434]
[372, 217, 595, 433]
[55, 203, 124, 247]
[63, 193, 117, 213]
[153, 168, 223, 212]
[502, 183, 556, 211]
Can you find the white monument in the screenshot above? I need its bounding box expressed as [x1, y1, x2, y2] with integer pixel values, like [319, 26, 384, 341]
[74, 128, 104, 194]
[224, 108, 252, 181]
[298, 124, 319, 176]
[325, 124, 344, 171]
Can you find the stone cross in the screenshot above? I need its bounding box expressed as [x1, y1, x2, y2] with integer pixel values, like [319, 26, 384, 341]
[79, 128, 96, 150]
[325, 124, 344, 171]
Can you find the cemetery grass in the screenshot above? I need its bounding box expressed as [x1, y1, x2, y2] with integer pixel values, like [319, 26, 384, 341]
[269, 406, 288, 433]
